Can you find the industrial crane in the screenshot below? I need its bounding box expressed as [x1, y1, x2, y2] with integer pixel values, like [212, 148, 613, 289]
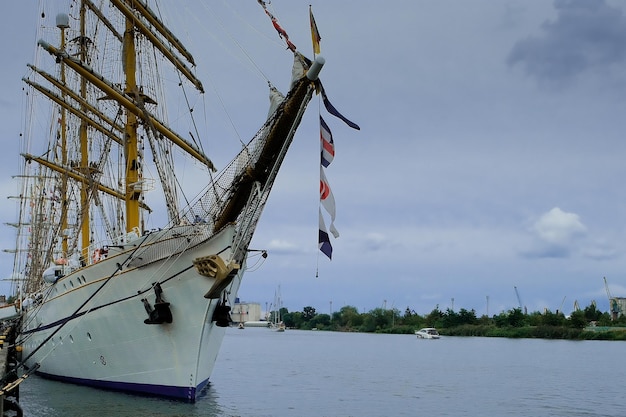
[604, 276, 621, 320]
[558, 296, 566, 315]
[514, 286, 527, 314]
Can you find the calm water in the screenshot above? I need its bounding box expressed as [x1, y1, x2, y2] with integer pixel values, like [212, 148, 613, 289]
[19, 328, 625, 416]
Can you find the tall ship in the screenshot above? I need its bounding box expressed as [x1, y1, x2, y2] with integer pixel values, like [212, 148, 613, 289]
[11, 0, 329, 401]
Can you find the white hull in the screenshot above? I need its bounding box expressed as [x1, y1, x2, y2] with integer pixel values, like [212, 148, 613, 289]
[243, 321, 270, 328]
[19, 224, 241, 401]
[415, 328, 440, 339]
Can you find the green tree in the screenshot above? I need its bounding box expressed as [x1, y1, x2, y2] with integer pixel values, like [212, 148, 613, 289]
[336, 305, 363, 328]
[507, 308, 526, 327]
[370, 308, 392, 329]
[441, 309, 459, 328]
[583, 303, 602, 322]
[597, 312, 612, 326]
[541, 310, 565, 327]
[568, 310, 587, 329]
[458, 308, 478, 325]
[401, 307, 424, 328]
[425, 307, 444, 327]
[283, 311, 303, 328]
[493, 311, 508, 327]
[526, 311, 543, 326]
[302, 306, 316, 321]
[310, 313, 331, 329]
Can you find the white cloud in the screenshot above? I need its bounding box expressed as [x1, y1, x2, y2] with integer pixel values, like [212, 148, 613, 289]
[522, 207, 587, 258]
[532, 207, 587, 244]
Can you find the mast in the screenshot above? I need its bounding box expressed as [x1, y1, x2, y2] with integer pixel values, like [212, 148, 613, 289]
[58, 14, 70, 258]
[79, 2, 90, 258]
[123, 14, 141, 233]
[18, 1, 321, 290]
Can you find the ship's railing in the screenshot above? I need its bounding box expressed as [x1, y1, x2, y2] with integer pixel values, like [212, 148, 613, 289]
[87, 227, 141, 265]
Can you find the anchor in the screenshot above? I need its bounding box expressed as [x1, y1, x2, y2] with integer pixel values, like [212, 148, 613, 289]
[212, 293, 232, 327]
[142, 282, 173, 324]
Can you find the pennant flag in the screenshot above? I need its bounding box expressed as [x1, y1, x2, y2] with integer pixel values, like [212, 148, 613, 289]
[320, 116, 334, 168]
[320, 167, 339, 238]
[320, 84, 360, 130]
[258, 1, 297, 52]
[310, 6, 321, 55]
[318, 209, 333, 259]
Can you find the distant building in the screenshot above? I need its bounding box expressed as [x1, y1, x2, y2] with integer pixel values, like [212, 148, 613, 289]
[609, 297, 626, 320]
[231, 300, 262, 324]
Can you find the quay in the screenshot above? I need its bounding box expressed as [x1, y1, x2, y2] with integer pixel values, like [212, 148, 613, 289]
[0, 322, 23, 417]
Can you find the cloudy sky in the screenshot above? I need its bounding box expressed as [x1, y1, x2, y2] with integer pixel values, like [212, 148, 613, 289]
[2, 0, 626, 316]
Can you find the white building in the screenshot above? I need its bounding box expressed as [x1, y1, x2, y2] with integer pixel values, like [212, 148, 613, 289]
[231, 300, 263, 324]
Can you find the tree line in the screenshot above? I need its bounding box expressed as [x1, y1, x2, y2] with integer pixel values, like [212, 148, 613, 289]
[272, 302, 626, 340]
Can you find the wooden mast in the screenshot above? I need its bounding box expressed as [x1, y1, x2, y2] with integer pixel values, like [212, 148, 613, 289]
[33, 2, 214, 241]
[58, 14, 70, 258]
[79, 2, 90, 259]
[123, 14, 141, 233]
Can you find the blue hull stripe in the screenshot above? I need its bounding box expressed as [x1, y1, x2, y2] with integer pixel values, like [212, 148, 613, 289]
[36, 370, 209, 402]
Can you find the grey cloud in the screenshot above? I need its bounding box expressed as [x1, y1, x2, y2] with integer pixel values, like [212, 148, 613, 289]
[582, 241, 619, 261]
[520, 243, 572, 259]
[508, 0, 626, 84]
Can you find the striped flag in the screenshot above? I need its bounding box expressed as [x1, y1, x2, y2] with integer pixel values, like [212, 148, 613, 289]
[320, 116, 334, 168]
[320, 167, 339, 238]
[310, 6, 321, 55]
[318, 209, 332, 259]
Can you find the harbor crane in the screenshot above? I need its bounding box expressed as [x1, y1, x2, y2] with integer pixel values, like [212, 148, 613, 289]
[514, 286, 527, 314]
[558, 296, 566, 315]
[604, 277, 621, 320]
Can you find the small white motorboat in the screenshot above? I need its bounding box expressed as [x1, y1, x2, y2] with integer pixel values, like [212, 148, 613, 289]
[415, 328, 441, 339]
